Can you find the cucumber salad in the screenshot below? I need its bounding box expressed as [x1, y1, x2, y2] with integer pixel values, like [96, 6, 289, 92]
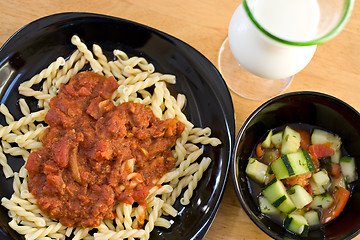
[246, 125, 358, 237]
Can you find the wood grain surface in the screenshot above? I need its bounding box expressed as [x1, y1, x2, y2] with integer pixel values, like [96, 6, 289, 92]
[0, 0, 359, 239]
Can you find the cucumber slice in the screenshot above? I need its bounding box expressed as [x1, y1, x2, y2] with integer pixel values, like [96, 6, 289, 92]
[303, 151, 316, 172]
[271, 131, 283, 148]
[287, 184, 313, 209]
[246, 158, 269, 184]
[262, 130, 273, 148]
[310, 193, 334, 210]
[262, 178, 296, 214]
[340, 156, 357, 183]
[259, 196, 281, 215]
[309, 178, 325, 195]
[281, 126, 301, 155]
[271, 151, 315, 179]
[312, 169, 330, 187]
[331, 150, 341, 164]
[311, 129, 341, 151]
[271, 156, 291, 179]
[287, 151, 315, 174]
[304, 210, 320, 226]
[284, 213, 309, 236]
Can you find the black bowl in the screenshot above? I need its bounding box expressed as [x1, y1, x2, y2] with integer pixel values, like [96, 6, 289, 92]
[232, 91, 360, 240]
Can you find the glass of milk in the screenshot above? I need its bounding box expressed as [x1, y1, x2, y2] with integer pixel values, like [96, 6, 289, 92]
[218, 0, 354, 100]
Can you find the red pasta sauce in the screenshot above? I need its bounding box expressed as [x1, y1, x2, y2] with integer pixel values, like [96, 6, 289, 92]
[25, 72, 185, 227]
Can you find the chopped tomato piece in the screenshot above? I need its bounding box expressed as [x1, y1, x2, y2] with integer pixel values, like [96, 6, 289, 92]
[321, 186, 350, 224]
[46, 174, 62, 188]
[256, 143, 265, 158]
[54, 140, 70, 168]
[309, 143, 335, 159]
[298, 129, 311, 151]
[330, 163, 341, 178]
[284, 172, 312, 188]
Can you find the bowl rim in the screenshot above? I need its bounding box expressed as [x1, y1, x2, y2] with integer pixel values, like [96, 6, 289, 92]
[231, 91, 360, 239]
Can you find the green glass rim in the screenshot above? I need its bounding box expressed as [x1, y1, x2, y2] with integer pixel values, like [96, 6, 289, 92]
[243, 0, 355, 46]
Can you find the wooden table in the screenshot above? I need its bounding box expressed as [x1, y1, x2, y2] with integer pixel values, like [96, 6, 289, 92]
[1, 0, 359, 239]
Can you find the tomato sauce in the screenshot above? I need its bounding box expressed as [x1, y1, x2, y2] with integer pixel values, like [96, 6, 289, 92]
[25, 72, 185, 227]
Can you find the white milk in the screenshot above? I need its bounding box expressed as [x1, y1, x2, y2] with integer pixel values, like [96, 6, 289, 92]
[228, 0, 320, 79]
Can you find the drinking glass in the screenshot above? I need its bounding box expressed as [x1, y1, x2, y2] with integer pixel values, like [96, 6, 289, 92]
[218, 0, 354, 100]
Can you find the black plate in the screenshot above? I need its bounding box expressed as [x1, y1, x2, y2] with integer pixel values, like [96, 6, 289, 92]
[0, 12, 235, 240]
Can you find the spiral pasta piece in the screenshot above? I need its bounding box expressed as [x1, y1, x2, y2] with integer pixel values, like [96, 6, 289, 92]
[157, 169, 180, 185]
[71, 35, 102, 73]
[94, 228, 146, 240]
[0, 104, 15, 124]
[0, 110, 47, 138]
[165, 175, 194, 206]
[144, 198, 163, 240]
[93, 44, 113, 77]
[2, 198, 46, 227]
[19, 99, 31, 115]
[187, 134, 222, 146]
[180, 157, 211, 205]
[108, 61, 126, 81]
[55, 50, 83, 81]
[176, 93, 186, 110]
[53, 54, 87, 89]
[0, 144, 13, 178]
[150, 82, 165, 119]
[15, 126, 45, 145]
[73, 227, 91, 240]
[2, 140, 30, 158]
[154, 217, 171, 229]
[120, 75, 160, 102]
[177, 148, 204, 176]
[19, 57, 65, 88]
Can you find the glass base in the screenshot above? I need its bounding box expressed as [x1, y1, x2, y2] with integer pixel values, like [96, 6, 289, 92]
[218, 37, 293, 101]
